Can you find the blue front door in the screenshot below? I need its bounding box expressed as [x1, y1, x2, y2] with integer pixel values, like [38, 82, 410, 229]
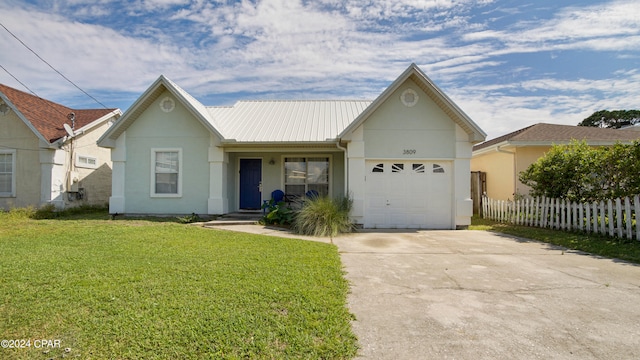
[239, 159, 262, 210]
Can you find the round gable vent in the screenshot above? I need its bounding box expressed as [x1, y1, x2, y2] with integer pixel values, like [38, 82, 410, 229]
[400, 88, 419, 107]
[159, 97, 175, 113]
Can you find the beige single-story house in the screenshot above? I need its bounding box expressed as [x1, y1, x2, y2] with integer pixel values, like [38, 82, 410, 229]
[98, 64, 486, 229]
[0, 83, 121, 210]
[471, 123, 640, 200]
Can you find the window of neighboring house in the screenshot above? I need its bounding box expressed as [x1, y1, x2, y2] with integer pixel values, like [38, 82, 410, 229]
[151, 149, 182, 197]
[76, 154, 98, 169]
[284, 157, 330, 198]
[0, 150, 16, 197]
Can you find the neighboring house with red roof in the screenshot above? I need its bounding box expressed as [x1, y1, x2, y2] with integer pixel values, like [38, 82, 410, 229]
[471, 123, 640, 200]
[0, 83, 121, 210]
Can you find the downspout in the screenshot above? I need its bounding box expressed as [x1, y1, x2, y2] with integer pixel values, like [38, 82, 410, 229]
[336, 141, 348, 195]
[496, 145, 517, 198]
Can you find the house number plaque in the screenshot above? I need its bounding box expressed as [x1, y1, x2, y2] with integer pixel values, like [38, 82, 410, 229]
[403, 149, 417, 155]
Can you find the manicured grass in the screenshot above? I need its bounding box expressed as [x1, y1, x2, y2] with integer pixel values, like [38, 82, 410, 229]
[0, 210, 357, 359]
[470, 216, 640, 264]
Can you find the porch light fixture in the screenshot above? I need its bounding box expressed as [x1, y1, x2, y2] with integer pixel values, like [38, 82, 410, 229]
[269, 158, 275, 165]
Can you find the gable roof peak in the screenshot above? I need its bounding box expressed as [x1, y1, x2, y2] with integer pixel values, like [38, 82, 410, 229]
[338, 63, 486, 142]
[97, 74, 224, 147]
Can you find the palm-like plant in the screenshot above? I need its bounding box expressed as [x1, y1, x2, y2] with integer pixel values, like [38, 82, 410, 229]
[292, 195, 354, 239]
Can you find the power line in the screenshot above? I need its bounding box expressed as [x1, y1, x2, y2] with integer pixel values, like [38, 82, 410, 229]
[0, 63, 71, 119]
[0, 21, 110, 110]
[0, 64, 40, 99]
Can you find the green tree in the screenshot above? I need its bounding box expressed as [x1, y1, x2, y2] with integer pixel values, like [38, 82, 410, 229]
[578, 110, 640, 129]
[596, 141, 640, 199]
[519, 140, 598, 202]
[519, 140, 640, 201]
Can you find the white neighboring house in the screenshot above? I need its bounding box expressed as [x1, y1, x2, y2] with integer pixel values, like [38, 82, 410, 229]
[0, 83, 121, 210]
[98, 64, 486, 229]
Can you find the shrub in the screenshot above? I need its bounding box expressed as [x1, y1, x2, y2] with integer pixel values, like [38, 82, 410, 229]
[32, 203, 59, 219]
[177, 212, 201, 224]
[292, 195, 354, 238]
[519, 140, 640, 201]
[32, 203, 109, 219]
[519, 140, 598, 202]
[261, 200, 295, 226]
[1, 206, 37, 220]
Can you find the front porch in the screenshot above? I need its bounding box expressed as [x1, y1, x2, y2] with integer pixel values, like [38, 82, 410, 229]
[223, 149, 346, 214]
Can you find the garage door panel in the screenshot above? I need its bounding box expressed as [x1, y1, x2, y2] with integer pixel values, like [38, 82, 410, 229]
[364, 160, 452, 229]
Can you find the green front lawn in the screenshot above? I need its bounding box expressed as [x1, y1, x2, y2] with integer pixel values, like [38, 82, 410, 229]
[0, 210, 357, 359]
[470, 216, 640, 264]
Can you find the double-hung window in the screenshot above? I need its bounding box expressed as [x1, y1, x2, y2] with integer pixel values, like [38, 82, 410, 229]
[0, 150, 16, 197]
[284, 157, 329, 198]
[151, 149, 182, 197]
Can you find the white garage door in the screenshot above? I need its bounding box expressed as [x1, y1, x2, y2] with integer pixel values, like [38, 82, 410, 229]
[364, 161, 452, 229]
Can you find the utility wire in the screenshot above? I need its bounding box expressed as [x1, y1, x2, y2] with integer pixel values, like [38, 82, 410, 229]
[0, 63, 71, 120]
[0, 64, 39, 99]
[0, 21, 110, 110]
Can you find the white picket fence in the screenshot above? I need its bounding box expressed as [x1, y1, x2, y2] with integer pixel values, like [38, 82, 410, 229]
[482, 195, 640, 242]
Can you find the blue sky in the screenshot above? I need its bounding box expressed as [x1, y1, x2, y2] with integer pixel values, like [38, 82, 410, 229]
[0, 0, 638, 139]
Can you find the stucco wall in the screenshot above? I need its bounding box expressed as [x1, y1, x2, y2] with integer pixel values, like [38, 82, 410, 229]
[0, 110, 41, 209]
[470, 150, 515, 200]
[68, 120, 114, 206]
[0, 111, 41, 209]
[514, 146, 550, 197]
[123, 91, 210, 214]
[363, 79, 455, 160]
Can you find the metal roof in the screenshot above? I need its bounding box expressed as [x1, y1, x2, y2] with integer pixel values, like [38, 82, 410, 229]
[208, 100, 372, 142]
[98, 64, 486, 147]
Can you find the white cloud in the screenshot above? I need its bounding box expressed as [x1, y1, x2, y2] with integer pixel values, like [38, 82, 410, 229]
[464, 0, 640, 53]
[1, 0, 639, 140]
[0, 4, 190, 102]
[450, 69, 640, 140]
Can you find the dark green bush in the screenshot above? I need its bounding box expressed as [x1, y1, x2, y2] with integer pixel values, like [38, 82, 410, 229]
[177, 212, 201, 224]
[519, 140, 640, 201]
[261, 200, 295, 226]
[31, 203, 109, 219]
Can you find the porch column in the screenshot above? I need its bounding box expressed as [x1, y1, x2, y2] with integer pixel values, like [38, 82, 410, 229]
[39, 147, 66, 209]
[347, 126, 366, 225]
[208, 136, 228, 214]
[109, 132, 126, 214]
[454, 126, 473, 228]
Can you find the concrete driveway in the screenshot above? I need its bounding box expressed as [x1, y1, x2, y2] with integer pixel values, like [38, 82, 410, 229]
[332, 230, 640, 360]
